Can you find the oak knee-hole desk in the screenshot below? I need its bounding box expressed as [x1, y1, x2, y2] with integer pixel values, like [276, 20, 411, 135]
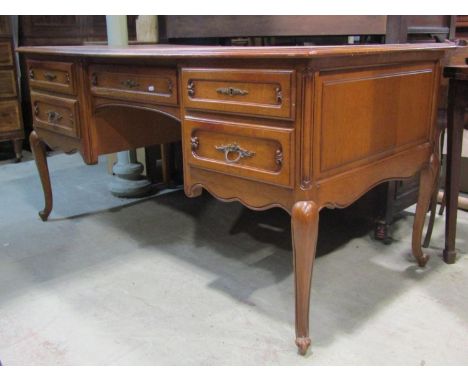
[17, 43, 451, 355]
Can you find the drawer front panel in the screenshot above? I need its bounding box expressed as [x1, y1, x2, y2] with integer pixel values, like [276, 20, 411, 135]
[0, 41, 13, 66]
[0, 70, 16, 98]
[185, 118, 293, 187]
[89, 65, 177, 105]
[0, 100, 21, 132]
[27, 60, 75, 95]
[31, 92, 79, 138]
[181, 68, 295, 120]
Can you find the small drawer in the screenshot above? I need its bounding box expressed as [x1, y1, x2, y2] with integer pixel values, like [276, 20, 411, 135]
[27, 60, 76, 95]
[181, 68, 296, 120]
[31, 92, 80, 138]
[0, 100, 21, 133]
[0, 41, 13, 67]
[89, 65, 177, 106]
[185, 118, 293, 188]
[0, 70, 16, 98]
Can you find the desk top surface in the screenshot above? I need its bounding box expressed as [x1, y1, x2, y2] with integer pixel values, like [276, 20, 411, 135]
[17, 43, 454, 60]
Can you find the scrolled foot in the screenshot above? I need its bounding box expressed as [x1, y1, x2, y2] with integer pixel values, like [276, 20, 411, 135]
[416, 253, 429, 267]
[39, 210, 50, 222]
[295, 337, 311, 356]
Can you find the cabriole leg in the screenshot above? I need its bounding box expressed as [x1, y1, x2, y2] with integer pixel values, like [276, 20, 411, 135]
[291, 200, 319, 355]
[412, 155, 439, 267]
[29, 131, 53, 221]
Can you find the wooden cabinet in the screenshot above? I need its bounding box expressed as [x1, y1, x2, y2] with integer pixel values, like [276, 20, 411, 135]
[0, 16, 23, 161]
[19, 16, 137, 46]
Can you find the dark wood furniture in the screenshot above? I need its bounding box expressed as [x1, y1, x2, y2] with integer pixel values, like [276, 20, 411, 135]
[18, 43, 451, 355]
[19, 16, 137, 46]
[441, 64, 468, 264]
[0, 16, 23, 161]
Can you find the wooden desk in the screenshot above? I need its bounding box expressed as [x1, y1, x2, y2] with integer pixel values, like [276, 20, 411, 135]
[17, 43, 451, 355]
[442, 64, 468, 264]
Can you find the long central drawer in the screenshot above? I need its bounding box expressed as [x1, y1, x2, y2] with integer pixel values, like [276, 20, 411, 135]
[89, 65, 177, 106]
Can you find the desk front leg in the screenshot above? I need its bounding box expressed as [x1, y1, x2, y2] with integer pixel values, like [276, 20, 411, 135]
[291, 200, 319, 355]
[29, 130, 53, 221]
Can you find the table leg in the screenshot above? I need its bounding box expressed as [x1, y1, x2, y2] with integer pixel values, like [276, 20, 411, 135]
[443, 80, 467, 264]
[291, 200, 319, 355]
[13, 139, 23, 162]
[29, 131, 52, 221]
[412, 155, 439, 267]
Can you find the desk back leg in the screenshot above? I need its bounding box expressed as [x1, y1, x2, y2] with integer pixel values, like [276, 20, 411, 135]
[29, 130, 53, 221]
[412, 155, 439, 267]
[291, 200, 319, 355]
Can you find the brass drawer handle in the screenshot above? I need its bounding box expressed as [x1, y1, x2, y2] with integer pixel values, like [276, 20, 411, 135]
[121, 79, 139, 89]
[44, 72, 57, 81]
[275, 86, 283, 104]
[275, 148, 283, 167]
[91, 72, 98, 86]
[216, 87, 249, 96]
[33, 102, 39, 116]
[29, 69, 35, 79]
[187, 80, 195, 97]
[47, 111, 62, 123]
[191, 136, 199, 151]
[215, 143, 255, 164]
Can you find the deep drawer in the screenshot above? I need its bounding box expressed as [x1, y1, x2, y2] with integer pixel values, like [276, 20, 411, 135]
[0, 41, 13, 67]
[185, 118, 293, 188]
[89, 65, 177, 106]
[0, 100, 21, 133]
[181, 68, 296, 120]
[31, 92, 80, 138]
[27, 60, 76, 95]
[0, 69, 16, 98]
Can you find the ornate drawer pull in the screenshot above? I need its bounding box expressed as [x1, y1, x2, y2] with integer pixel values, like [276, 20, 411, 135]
[47, 111, 62, 123]
[275, 86, 283, 104]
[187, 80, 195, 97]
[216, 87, 249, 96]
[29, 69, 35, 79]
[215, 143, 255, 164]
[121, 79, 139, 88]
[167, 79, 173, 94]
[33, 102, 39, 116]
[191, 136, 199, 151]
[91, 72, 98, 86]
[275, 148, 283, 167]
[44, 72, 57, 81]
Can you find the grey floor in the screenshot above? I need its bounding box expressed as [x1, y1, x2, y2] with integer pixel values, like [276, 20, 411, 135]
[0, 152, 467, 365]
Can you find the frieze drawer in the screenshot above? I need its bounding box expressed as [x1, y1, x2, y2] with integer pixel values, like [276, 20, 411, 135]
[89, 65, 177, 106]
[0, 100, 21, 133]
[27, 60, 76, 95]
[31, 91, 80, 138]
[0, 41, 13, 67]
[0, 70, 16, 98]
[181, 68, 295, 120]
[185, 118, 293, 188]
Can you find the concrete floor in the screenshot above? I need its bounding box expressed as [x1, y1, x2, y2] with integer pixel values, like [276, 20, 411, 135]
[0, 152, 467, 365]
